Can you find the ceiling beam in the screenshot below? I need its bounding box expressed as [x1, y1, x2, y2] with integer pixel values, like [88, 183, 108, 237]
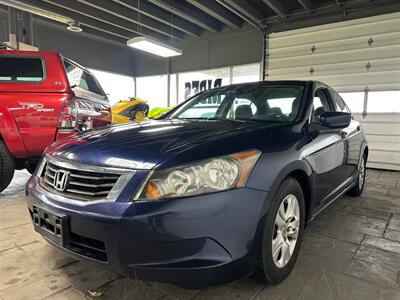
[41, 0, 170, 42]
[34, 16, 128, 46]
[14, 0, 135, 40]
[216, 0, 263, 28]
[112, 0, 202, 37]
[297, 0, 313, 11]
[261, 0, 288, 17]
[147, 0, 222, 33]
[75, 0, 183, 40]
[187, 0, 242, 29]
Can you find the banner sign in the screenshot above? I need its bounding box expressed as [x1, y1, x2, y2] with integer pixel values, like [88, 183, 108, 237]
[184, 78, 222, 100]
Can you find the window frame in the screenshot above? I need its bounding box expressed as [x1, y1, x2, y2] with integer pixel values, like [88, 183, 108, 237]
[328, 88, 351, 114]
[0, 54, 47, 84]
[62, 58, 106, 98]
[310, 87, 333, 123]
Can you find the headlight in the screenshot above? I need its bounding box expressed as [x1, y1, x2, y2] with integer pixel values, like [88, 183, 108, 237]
[134, 149, 261, 201]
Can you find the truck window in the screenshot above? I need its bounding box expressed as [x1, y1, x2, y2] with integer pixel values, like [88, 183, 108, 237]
[63, 60, 104, 96]
[0, 56, 44, 82]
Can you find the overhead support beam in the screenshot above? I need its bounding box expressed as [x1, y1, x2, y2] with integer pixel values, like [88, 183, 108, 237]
[41, 0, 171, 42]
[216, 0, 262, 28]
[297, 0, 313, 11]
[335, 0, 343, 6]
[187, 0, 242, 29]
[147, 0, 222, 33]
[261, 0, 288, 18]
[75, 0, 183, 40]
[112, 0, 202, 37]
[0, 0, 134, 45]
[6, 0, 137, 40]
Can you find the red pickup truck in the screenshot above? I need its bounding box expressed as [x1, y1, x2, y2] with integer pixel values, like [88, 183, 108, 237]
[0, 50, 111, 192]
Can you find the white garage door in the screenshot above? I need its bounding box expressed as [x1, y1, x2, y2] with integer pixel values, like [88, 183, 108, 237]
[268, 12, 400, 170]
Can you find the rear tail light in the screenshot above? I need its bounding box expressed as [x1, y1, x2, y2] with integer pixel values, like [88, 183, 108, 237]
[58, 96, 78, 129]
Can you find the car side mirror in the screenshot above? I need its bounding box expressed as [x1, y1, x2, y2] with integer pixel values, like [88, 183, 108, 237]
[319, 112, 351, 129]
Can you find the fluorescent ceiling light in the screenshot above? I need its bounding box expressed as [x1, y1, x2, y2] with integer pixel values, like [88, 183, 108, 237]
[127, 37, 182, 58]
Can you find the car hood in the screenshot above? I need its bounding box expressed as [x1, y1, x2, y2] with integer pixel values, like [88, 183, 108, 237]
[47, 119, 285, 170]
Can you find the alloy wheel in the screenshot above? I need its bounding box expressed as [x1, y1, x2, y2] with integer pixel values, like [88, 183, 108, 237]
[272, 194, 300, 268]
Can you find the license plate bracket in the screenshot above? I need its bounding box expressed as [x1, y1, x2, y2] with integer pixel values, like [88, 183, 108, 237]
[32, 205, 68, 246]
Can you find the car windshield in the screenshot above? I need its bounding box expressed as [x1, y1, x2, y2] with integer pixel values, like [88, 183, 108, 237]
[170, 84, 304, 123]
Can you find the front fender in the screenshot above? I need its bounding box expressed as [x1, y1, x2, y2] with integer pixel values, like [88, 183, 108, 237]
[358, 141, 368, 168]
[0, 106, 29, 157]
[247, 153, 313, 220]
[247, 153, 312, 194]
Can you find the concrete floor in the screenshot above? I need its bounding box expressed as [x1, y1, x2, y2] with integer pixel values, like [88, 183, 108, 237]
[0, 169, 399, 300]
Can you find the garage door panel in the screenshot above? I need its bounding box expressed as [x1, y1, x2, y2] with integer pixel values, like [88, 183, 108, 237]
[269, 45, 400, 69]
[353, 113, 400, 123]
[269, 72, 400, 92]
[269, 32, 399, 59]
[368, 151, 400, 170]
[269, 13, 399, 48]
[270, 58, 400, 77]
[361, 122, 400, 136]
[333, 83, 400, 93]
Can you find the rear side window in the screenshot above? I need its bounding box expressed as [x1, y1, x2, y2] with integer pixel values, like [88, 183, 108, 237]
[63, 60, 104, 96]
[0, 56, 44, 82]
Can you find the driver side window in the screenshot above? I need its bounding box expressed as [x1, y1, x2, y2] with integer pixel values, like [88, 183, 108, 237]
[312, 89, 331, 123]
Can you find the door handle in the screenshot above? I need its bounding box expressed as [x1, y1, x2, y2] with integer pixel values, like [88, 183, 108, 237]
[342, 131, 348, 139]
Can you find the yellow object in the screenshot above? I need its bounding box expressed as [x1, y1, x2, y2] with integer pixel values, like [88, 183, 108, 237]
[111, 97, 149, 124]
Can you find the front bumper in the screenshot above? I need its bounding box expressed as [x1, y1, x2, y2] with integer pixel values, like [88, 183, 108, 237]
[26, 176, 270, 289]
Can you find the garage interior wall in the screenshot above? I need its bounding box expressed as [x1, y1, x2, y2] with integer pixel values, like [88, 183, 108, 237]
[268, 12, 400, 170]
[0, 9, 7, 42]
[132, 24, 263, 77]
[34, 19, 136, 77]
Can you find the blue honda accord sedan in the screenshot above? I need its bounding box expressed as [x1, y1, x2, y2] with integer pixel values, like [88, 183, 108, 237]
[26, 80, 368, 289]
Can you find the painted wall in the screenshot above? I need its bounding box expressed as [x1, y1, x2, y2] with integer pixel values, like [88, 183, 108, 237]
[34, 19, 136, 77]
[0, 9, 8, 43]
[132, 24, 263, 76]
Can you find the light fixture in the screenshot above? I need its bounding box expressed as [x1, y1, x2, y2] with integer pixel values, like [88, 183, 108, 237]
[67, 21, 83, 32]
[127, 37, 182, 58]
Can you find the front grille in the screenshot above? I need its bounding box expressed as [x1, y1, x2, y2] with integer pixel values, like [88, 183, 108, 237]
[41, 161, 121, 201]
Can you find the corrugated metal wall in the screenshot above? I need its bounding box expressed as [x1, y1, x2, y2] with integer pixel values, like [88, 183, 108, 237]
[268, 12, 400, 170]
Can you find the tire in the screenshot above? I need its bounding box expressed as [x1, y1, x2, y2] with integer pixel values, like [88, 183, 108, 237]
[0, 140, 15, 193]
[347, 154, 366, 197]
[254, 177, 305, 284]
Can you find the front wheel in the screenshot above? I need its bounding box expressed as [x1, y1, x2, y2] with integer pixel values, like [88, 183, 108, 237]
[254, 178, 305, 284]
[348, 155, 366, 197]
[0, 140, 15, 193]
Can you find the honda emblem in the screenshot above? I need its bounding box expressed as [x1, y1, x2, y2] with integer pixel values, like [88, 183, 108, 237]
[54, 170, 70, 191]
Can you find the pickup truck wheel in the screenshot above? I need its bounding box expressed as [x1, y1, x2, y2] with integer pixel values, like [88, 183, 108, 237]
[254, 178, 305, 284]
[0, 140, 15, 193]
